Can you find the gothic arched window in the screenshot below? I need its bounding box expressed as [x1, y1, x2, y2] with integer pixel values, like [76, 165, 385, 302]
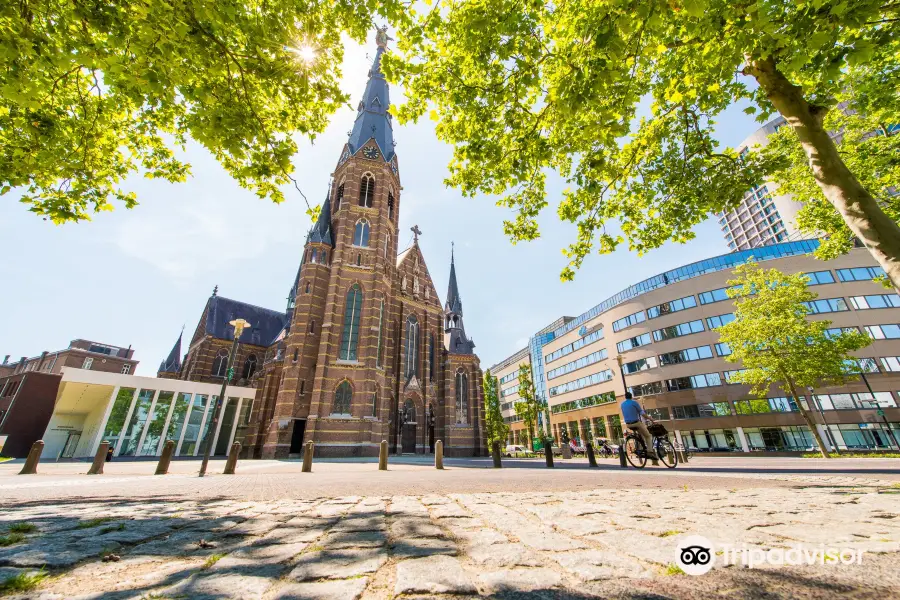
[360, 174, 375, 208]
[305, 282, 311, 294]
[335, 182, 345, 206]
[456, 370, 469, 424]
[212, 349, 228, 378]
[375, 298, 385, 368]
[309, 320, 315, 333]
[372, 391, 379, 418]
[388, 190, 395, 220]
[429, 333, 435, 382]
[310, 248, 318, 263]
[321, 250, 327, 264]
[242, 353, 257, 379]
[353, 220, 370, 247]
[339, 284, 363, 361]
[405, 315, 419, 380]
[334, 381, 352, 414]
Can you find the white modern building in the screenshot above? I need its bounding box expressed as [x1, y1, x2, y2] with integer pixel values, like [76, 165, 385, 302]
[41, 367, 256, 461]
[716, 116, 813, 251]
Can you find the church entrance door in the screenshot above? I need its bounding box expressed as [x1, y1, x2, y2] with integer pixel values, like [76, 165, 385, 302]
[289, 419, 306, 454]
[402, 423, 416, 454]
[401, 398, 417, 454]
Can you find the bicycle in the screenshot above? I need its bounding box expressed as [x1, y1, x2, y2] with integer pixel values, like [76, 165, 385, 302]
[595, 438, 616, 458]
[623, 422, 677, 468]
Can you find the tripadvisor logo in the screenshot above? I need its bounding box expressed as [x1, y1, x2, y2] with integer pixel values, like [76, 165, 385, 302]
[676, 535, 714, 575]
[675, 535, 866, 575]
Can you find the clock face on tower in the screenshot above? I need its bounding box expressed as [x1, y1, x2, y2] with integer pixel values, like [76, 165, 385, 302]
[363, 146, 379, 159]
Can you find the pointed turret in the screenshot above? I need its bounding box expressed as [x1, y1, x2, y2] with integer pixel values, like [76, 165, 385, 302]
[306, 190, 334, 246]
[444, 245, 475, 354]
[159, 330, 183, 374]
[346, 27, 395, 161]
[445, 244, 463, 315]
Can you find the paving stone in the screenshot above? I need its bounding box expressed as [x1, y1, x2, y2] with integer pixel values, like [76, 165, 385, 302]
[451, 528, 509, 547]
[330, 516, 386, 532]
[390, 537, 458, 558]
[552, 549, 654, 581]
[478, 567, 564, 593]
[220, 518, 280, 537]
[320, 529, 387, 549]
[212, 542, 307, 570]
[272, 577, 369, 600]
[165, 572, 276, 599]
[128, 528, 232, 556]
[394, 555, 478, 595]
[288, 548, 387, 581]
[466, 543, 543, 568]
[254, 526, 328, 545]
[389, 519, 444, 539]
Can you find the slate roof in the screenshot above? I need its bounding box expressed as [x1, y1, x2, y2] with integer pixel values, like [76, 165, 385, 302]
[346, 44, 394, 162]
[158, 331, 182, 373]
[204, 295, 288, 347]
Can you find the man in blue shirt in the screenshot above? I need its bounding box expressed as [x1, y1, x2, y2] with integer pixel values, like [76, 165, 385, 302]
[621, 392, 657, 459]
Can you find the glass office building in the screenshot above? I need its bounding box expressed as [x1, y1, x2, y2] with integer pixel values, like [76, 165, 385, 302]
[490, 241, 900, 453]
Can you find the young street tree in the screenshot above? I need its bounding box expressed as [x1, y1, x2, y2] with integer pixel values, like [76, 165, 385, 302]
[386, 2, 900, 287]
[716, 261, 872, 457]
[1, 1, 404, 223]
[513, 363, 540, 451]
[483, 369, 510, 450]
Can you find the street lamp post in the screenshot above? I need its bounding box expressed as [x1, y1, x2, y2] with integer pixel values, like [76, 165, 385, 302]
[199, 318, 251, 477]
[615, 354, 628, 396]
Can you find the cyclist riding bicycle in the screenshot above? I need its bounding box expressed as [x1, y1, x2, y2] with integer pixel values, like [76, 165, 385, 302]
[620, 392, 658, 460]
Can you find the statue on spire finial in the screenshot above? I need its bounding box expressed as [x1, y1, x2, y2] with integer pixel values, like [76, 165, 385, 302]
[376, 25, 391, 49]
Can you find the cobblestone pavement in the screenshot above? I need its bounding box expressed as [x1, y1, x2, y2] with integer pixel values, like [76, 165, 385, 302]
[1, 461, 899, 599]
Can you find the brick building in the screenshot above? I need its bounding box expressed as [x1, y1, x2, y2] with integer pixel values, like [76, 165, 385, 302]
[158, 30, 485, 459]
[1, 339, 138, 378]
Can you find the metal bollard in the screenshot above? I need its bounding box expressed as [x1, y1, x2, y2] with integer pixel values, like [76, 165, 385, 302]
[19, 440, 43, 475]
[491, 441, 502, 468]
[544, 444, 554, 468]
[586, 442, 598, 468]
[88, 441, 109, 475]
[435, 440, 444, 470]
[155, 440, 176, 475]
[223, 442, 241, 475]
[618, 445, 627, 468]
[302, 440, 314, 473]
[378, 440, 388, 470]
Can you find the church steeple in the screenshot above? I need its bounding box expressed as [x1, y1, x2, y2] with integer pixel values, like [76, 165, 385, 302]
[346, 27, 395, 162]
[159, 329, 183, 374]
[444, 244, 475, 354]
[306, 188, 334, 247]
[446, 243, 463, 315]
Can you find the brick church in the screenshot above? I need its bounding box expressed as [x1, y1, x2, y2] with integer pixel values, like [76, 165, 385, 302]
[157, 30, 486, 459]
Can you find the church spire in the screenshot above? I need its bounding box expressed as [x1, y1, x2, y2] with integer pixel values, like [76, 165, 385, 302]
[444, 244, 475, 354]
[159, 328, 183, 374]
[306, 187, 334, 247]
[346, 27, 395, 161]
[446, 242, 462, 315]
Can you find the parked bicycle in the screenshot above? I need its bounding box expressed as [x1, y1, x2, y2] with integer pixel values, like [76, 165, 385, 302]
[623, 422, 677, 468]
[595, 438, 616, 458]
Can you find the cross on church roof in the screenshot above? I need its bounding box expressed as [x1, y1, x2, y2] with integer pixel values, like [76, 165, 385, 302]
[411, 225, 422, 243]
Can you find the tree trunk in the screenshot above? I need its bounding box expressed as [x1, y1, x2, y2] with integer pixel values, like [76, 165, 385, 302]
[527, 423, 534, 452]
[747, 57, 900, 292]
[785, 378, 831, 458]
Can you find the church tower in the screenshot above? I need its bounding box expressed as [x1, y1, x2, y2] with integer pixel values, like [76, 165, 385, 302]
[259, 28, 401, 458]
[220, 28, 488, 459]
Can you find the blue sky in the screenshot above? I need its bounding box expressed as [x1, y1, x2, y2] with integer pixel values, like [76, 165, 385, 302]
[0, 32, 760, 374]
